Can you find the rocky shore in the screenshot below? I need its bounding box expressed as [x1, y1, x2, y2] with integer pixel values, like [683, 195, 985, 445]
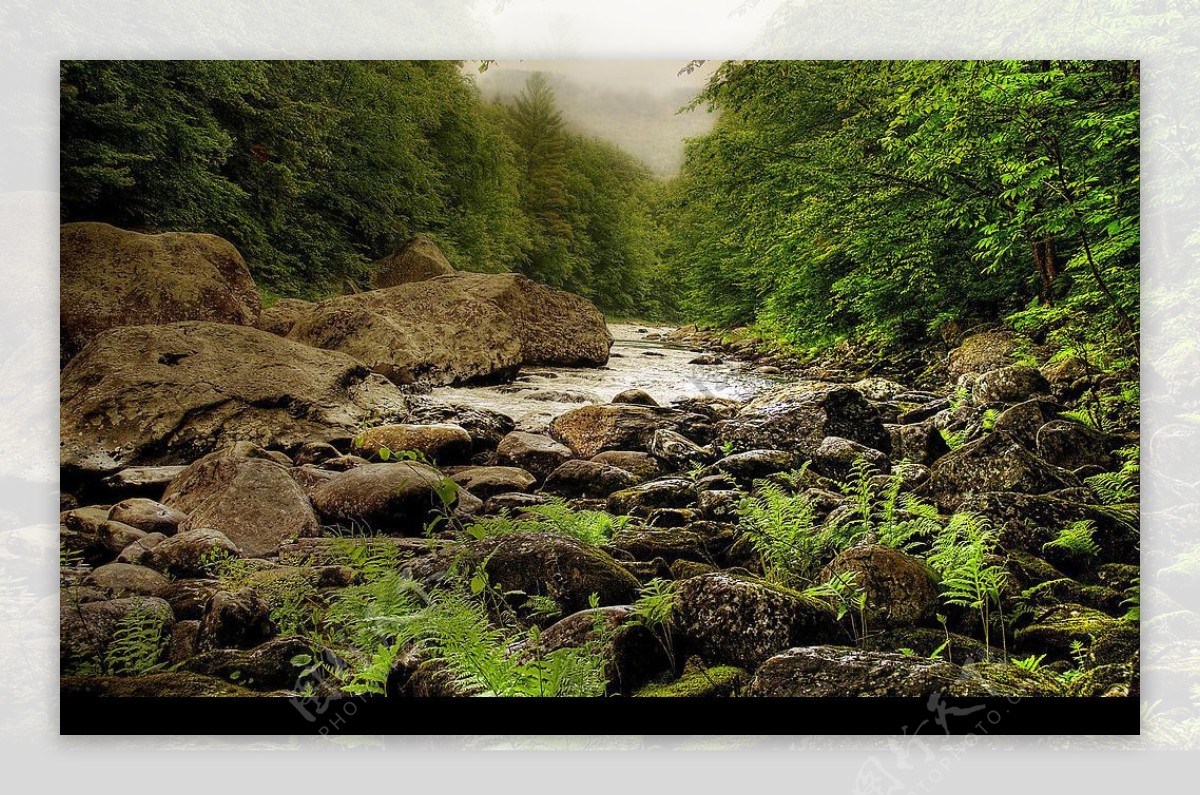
[59, 224, 1139, 700]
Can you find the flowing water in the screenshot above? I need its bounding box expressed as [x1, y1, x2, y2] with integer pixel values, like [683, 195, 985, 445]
[430, 323, 777, 432]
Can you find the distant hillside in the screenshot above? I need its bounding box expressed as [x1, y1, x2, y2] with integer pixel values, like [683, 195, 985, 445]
[475, 68, 715, 177]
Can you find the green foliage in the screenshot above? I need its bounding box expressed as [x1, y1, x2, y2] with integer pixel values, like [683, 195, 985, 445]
[1012, 653, 1047, 672]
[462, 498, 630, 546]
[669, 60, 1139, 354]
[927, 511, 1009, 660]
[1086, 445, 1140, 506]
[834, 458, 943, 550]
[1042, 520, 1102, 561]
[939, 428, 968, 450]
[632, 578, 679, 671]
[737, 479, 857, 588]
[103, 603, 171, 676]
[803, 572, 868, 640]
[60, 61, 677, 317]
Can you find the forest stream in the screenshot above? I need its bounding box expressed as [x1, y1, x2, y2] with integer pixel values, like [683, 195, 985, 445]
[432, 323, 776, 432]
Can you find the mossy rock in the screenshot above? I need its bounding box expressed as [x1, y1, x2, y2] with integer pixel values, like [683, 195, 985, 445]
[863, 627, 997, 665]
[635, 665, 748, 697]
[61, 671, 265, 697]
[1068, 661, 1138, 698]
[672, 572, 839, 669]
[1014, 603, 1138, 665]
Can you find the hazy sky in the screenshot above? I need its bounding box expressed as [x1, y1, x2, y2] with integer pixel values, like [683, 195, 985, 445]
[471, 59, 721, 175]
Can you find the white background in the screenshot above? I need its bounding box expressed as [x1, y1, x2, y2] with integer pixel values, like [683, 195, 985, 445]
[2, 0, 1197, 788]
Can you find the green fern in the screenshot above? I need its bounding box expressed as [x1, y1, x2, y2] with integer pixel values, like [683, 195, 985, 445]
[981, 408, 999, 432]
[939, 428, 968, 450]
[737, 480, 857, 588]
[632, 578, 678, 671]
[1012, 653, 1047, 672]
[1042, 520, 1102, 561]
[462, 498, 629, 546]
[927, 511, 1008, 660]
[104, 603, 171, 676]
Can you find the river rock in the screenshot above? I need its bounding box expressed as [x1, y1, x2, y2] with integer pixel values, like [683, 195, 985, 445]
[60, 321, 409, 474]
[821, 545, 939, 628]
[83, 562, 172, 598]
[197, 590, 274, 651]
[649, 428, 712, 470]
[1035, 420, 1117, 471]
[107, 498, 187, 535]
[143, 528, 241, 578]
[716, 384, 889, 458]
[885, 421, 951, 466]
[100, 466, 188, 501]
[672, 573, 839, 669]
[369, 233, 454, 288]
[612, 388, 659, 406]
[749, 647, 1059, 697]
[704, 449, 796, 485]
[352, 423, 473, 465]
[309, 461, 456, 534]
[928, 431, 1080, 510]
[973, 365, 1051, 405]
[810, 436, 890, 480]
[948, 330, 1017, 380]
[414, 533, 640, 622]
[958, 491, 1139, 566]
[404, 401, 516, 452]
[181, 636, 316, 691]
[589, 451, 663, 481]
[59, 223, 260, 365]
[607, 478, 697, 516]
[542, 460, 639, 499]
[163, 444, 320, 558]
[285, 272, 611, 386]
[448, 466, 537, 499]
[992, 398, 1064, 448]
[496, 431, 573, 481]
[548, 404, 711, 458]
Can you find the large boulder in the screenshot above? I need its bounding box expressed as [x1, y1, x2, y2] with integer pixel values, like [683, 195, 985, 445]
[413, 533, 640, 623]
[671, 573, 839, 669]
[59, 223, 261, 365]
[548, 405, 711, 458]
[715, 384, 889, 458]
[972, 365, 1051, 405]
[352, 423, 473, 465]
[59, 322, 409, 474]
[368, 234, 454, 288]
[309, 461, 456, 534]
[542, 460, 639, 499]
[254, 298, 313, 337]
[821, 545, 939, 629]
[948, 330, 1017, 380]
[928, 431, 1080, 510]
[749, 647, 1061, 697]
[162, 443, 320, 558]
[284, 273, 611, 386]
[448, 272, 611, 368]
[496, 431, 574, 481]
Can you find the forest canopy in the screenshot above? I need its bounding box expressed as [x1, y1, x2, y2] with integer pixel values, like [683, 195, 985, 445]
[60, 59, 1139, 351]
[666, 60, 1139, 355]
[60, 60, 673, 317]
